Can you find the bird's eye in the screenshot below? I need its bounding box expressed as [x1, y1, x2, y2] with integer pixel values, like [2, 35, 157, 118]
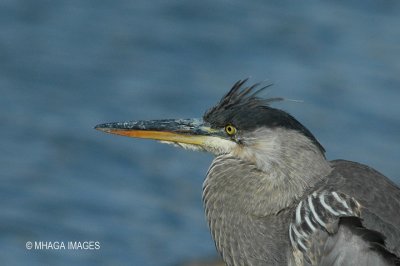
[225, 124, 237, 136]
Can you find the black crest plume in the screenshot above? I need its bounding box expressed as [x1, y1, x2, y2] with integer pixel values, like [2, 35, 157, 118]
[206, 79, 283, 114]
[203, 79, 325, 154]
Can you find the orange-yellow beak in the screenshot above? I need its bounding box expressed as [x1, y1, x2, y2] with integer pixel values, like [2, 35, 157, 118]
[95, 118, 223, 147]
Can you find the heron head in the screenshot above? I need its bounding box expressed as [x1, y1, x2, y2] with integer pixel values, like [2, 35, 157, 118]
[95, 79, 325, 168]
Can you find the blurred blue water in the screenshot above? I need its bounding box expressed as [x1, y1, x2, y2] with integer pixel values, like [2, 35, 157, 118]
[1, 1, 399, 265]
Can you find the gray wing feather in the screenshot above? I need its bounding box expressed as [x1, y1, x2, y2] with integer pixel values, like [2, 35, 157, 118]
[328, 160, 400, 257]
[305, 217, 399, 266]
[290, 159, 400, 265]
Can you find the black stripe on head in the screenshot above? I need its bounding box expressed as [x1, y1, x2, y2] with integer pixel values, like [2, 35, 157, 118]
[203, 79, 325, 154]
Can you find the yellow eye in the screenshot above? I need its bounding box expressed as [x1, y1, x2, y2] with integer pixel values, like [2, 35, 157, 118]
[225, 124, 237, 136]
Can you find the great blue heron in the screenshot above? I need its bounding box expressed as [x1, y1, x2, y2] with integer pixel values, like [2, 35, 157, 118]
[95, 79, 400, 265]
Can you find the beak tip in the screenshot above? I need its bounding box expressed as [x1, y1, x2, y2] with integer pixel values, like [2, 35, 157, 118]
[94, 123, 110, 133]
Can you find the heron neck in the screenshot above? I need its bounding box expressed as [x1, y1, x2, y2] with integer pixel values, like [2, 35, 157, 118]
[224, 128, 332, 213]
[203, 149, 330, 264]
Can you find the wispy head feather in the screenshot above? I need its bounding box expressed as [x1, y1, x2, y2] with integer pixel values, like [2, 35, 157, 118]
[208, 78, 283, 113]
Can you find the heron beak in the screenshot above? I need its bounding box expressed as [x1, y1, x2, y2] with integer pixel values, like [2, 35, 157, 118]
[94, 118, 224, 147]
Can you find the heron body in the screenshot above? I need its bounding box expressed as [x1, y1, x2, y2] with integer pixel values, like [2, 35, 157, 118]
[96, 80, 400, 265]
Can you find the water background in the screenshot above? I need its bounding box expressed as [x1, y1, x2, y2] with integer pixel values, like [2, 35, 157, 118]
[1, 1, 399, 265]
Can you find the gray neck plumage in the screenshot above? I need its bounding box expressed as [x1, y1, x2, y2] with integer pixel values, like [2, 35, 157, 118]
[204, 127, 332, 215]
[203, 128, 332, 264]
